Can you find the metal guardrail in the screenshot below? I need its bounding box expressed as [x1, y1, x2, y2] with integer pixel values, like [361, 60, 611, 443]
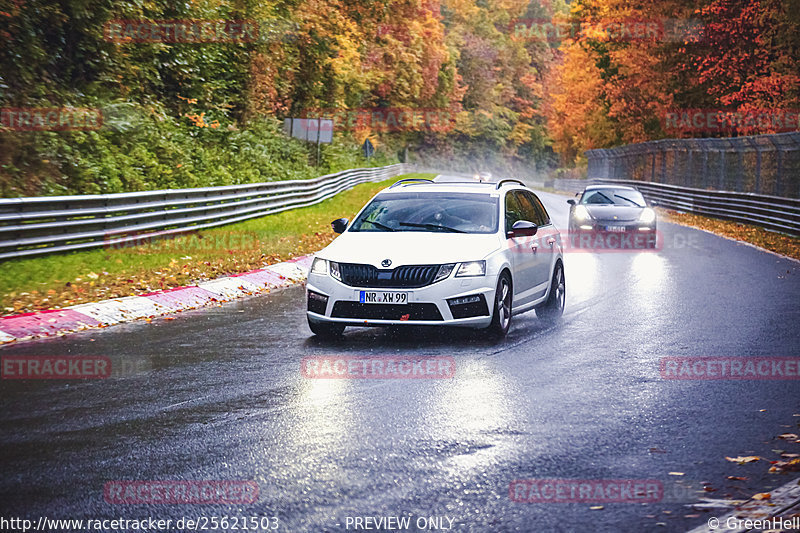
[548, 178, 800, 236]
[0, 164, 406, 261]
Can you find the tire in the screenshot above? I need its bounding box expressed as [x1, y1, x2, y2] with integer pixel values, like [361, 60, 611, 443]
[308, 317, 345, 338]
[486, 272, 513, 338]
[535, 261, 565, 322]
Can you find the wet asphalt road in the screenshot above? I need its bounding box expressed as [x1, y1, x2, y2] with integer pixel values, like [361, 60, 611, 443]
[1, 191, 799, 533]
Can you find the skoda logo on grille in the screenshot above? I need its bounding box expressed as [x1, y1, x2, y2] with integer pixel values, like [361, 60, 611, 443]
[381, 259, 392, 268]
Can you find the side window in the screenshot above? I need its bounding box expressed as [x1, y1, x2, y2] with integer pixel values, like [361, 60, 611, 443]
[505, 192, 522, 233]
[525, 192, 551, 226]
[514, 191, 542, 226]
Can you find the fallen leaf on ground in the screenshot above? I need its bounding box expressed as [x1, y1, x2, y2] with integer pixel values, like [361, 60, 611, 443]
[726, 476, 748, 481]
[589, 506, 603, 510]
[725, 456, 760, 464]
[768, 458, 800, 473]
[692, 498, 746, 509]
[752, 492, 771, 500]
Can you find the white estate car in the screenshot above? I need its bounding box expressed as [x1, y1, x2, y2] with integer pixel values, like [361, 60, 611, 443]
[306, 178, 565, 338]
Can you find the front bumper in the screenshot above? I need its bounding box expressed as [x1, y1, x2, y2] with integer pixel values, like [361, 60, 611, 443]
[568, 220, 657, 249]
[570, 218, 656, 232]
[306, 271, 498, 328]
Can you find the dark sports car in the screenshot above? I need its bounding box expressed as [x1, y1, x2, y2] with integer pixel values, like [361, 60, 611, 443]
[567, 185, 657, 248]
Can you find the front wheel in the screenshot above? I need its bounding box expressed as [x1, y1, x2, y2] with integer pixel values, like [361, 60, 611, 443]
[308, 317, 345, 338]
[535, 262, 565, 322]
[486, 272, 512, 338]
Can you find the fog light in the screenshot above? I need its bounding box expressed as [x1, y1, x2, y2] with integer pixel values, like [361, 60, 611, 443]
[447, 294, 489, 319]
[307, 290, 328, 314]
[450, 295, 482, 306]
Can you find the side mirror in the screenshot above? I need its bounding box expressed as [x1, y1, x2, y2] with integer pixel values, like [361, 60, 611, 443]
[331, 218, 349, 234]
[567, 199, 576, 206]
[507, 220, 538, 239]
[650, 200, 659, 207]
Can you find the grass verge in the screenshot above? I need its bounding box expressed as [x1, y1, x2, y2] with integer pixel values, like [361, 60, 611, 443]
[659, 209, 800, 260]
[0, 173, 434, 314]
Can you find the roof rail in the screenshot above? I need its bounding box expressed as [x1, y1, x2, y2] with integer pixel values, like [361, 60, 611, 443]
[495, 179, 525, 190]
[390, 178, 435, 188]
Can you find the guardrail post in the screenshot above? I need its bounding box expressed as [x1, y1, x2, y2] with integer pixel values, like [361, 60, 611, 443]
[686, 149, 693, 188]
[650, 150, 656, 182]
[701, 148, 708, 190]
[736, 147, 744, 192]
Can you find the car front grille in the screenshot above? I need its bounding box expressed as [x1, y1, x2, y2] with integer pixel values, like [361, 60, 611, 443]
[338, 263, 439, 288]
[331, 302, 443, 321]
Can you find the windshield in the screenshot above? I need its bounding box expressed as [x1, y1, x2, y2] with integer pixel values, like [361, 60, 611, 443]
[349, 192, 499, 234]
[580, 189, 646, 207]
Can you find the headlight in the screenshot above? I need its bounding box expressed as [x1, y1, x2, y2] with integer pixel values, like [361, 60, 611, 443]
[310, 257, 327, 275]
[456, 261, 486, 277]
[574, 205, 591, 221]
[639, 208, 656, 224]
[434, 263, 456, 282]
[328, 261, 342, 281]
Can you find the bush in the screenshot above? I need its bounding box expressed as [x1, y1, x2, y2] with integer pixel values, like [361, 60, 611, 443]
[0, 104, 397, 196]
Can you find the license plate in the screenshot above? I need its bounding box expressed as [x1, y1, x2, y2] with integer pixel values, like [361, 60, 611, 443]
[359, 291, 409, 304]
[606, 226, 626, 232]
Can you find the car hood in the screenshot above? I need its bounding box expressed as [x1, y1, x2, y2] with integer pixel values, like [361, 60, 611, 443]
[584, 205, 644, 222]
[317, 232, 502, 267]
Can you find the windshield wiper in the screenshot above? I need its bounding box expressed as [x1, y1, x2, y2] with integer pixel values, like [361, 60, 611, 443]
[614, 194, 644, 207]
[398, 222, 466, 233]
[364, 220, 396, 231]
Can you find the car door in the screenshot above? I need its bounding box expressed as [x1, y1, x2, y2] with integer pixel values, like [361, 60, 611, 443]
[505, 191, 539, 307]
[505, 191, 530, 305]
[513, 191, 552, 302]
[525, 191, 561, 283]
